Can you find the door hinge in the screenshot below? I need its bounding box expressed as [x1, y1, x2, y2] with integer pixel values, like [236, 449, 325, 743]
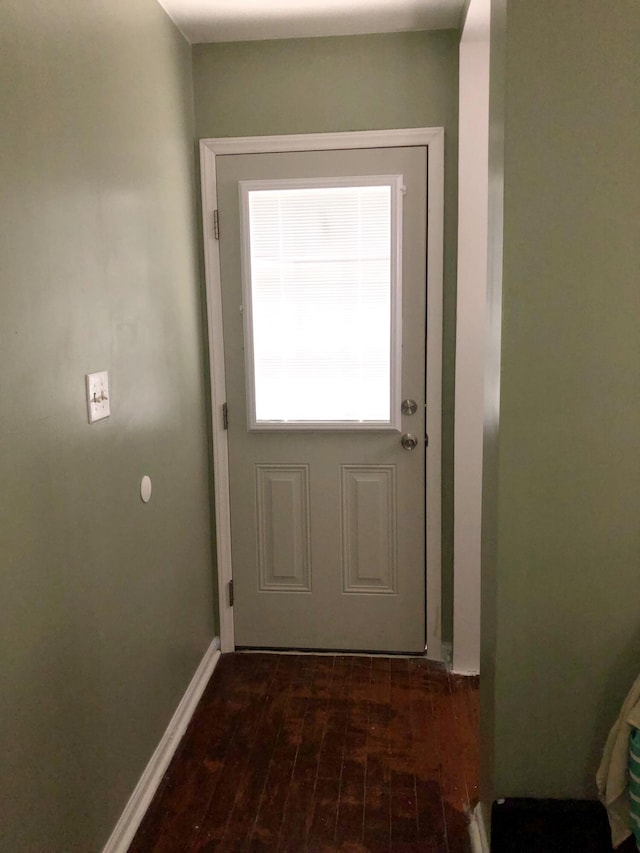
[425, 433, 429, 447]
[213, 209, 220, 240]
[222, 402, 228, 430]
[228, 579, 234, 607]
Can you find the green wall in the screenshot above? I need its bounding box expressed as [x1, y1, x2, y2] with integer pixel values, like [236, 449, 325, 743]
[193, 30, 459, 641]
[482, 0, 640, 803]
[0, 0, 215, 848]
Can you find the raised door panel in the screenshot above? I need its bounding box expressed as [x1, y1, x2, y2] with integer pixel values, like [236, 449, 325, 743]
[256, 464, 311, 592]
[341, 465, 397, 594]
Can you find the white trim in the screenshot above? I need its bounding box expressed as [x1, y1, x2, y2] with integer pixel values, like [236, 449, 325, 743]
[453, 663, 481, 676]
[468, 802, 490, 853]
[200, 128, 444, 661]
[201, 128, 445, 157]
[452, 0, 489, 677]
[201, 145, 236, 653]
[423, 129, 444, 662]
[102, 639, 221, 853]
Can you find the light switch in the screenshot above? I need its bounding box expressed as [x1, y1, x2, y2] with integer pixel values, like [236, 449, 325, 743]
[86, 371, 110, 423]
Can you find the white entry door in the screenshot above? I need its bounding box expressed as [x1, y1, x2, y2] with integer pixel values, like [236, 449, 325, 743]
[216, 145, 428, 653]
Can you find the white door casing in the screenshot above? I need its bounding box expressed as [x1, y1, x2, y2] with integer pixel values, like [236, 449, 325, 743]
[199, 129, 444, 659]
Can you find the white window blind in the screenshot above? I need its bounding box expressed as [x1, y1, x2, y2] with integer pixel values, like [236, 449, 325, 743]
[241, 177, 402, 428]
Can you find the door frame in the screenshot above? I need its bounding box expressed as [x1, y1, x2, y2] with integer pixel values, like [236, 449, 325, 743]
[199, 128, 444, 660]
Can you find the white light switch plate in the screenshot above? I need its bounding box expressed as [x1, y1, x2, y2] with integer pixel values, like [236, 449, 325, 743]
[86, 371, 110, 423]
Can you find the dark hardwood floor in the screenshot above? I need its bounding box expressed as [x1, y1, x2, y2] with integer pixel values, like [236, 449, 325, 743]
[130, 652, 479, 852]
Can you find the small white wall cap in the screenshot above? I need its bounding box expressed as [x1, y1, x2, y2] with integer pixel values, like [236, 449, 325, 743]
[140, 476, 152, 503]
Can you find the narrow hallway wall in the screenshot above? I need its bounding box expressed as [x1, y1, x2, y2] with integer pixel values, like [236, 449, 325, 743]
[482, 0, 640, 804]
[1, 0, 216, 847]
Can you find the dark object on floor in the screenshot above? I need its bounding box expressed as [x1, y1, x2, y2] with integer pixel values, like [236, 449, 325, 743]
[130, 652, 479, 852]
[491, 797, 639, 852]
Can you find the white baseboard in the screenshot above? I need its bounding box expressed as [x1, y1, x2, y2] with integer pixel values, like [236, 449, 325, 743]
[103, 637, 221, 853]
[468, 802, 490, 853]
[453, 665, 481, 676]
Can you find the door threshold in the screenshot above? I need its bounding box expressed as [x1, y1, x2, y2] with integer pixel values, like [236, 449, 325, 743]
[235, 646, 430, 659]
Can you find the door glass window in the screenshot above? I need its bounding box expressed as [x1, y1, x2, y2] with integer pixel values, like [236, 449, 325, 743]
[240, 176, 403, 430]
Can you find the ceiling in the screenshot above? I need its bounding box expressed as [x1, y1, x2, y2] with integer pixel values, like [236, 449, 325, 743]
[156, 0, 466, 44]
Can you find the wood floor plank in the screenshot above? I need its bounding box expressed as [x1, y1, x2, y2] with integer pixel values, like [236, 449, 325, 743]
[129, 652, 478, 852]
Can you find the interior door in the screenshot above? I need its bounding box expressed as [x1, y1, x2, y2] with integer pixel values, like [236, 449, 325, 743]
[217, 146, 427, 653]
